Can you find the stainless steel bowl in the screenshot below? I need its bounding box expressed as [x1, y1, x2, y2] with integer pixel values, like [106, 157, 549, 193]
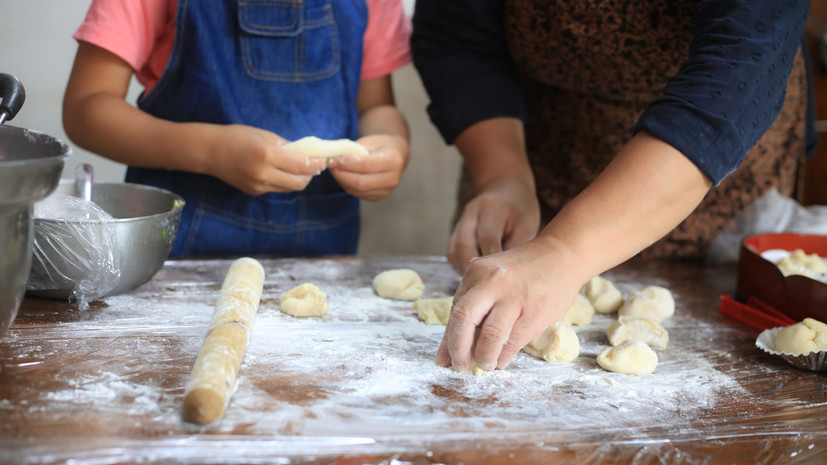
[27, 181, 184, 300]
[0, 126, 68, 337]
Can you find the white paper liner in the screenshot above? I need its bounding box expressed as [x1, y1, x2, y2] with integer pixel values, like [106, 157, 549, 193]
[756, 327, 827, 371]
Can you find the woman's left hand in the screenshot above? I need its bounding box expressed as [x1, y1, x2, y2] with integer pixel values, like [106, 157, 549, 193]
[328, 134, 410, 201]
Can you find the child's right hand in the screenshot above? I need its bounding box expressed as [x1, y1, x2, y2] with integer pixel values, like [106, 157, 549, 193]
[205, 124, 327, 196]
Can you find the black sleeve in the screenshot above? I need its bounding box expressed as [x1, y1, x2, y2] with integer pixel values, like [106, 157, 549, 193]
[411, 0, 526, 144]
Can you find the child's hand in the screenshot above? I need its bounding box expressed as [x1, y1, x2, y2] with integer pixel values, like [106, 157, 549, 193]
[207, 124, 327, 195]
[327, 134, 410, 201]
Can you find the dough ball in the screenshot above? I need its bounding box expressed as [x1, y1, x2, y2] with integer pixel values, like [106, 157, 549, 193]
[774, 318, 827, 355]
[414, 296, 453, 325]
[560, 294, 595, 326]
[596, 340, 658, 375]
[372, 269, 424, 301]
[580, 275, 624, 314]
[606, 316, 669, 350]
[775, 249, 827, 279]
[617, 285, 674, 322]
[523, 322, 580, 363]
[280, 283, 328, 317]
[283, 136, 369, 159]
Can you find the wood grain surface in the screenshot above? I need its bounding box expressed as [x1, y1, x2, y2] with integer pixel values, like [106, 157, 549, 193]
[0, 256, 825, 465]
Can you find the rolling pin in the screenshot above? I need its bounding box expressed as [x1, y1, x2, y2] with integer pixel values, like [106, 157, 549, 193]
[183, 257, 264, 424]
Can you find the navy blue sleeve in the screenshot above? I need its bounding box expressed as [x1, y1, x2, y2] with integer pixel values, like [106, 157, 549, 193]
[411, 0, 526, 144]
[634, 0, 811, 185]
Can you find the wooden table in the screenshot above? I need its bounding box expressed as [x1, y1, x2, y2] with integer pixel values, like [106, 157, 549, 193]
[1, 256, 825, 464]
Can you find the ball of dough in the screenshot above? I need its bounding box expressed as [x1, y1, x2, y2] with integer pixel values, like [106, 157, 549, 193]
[560, 294, 595, 326]
[606, 316, 669, 350]
[523, 322, 580, 363]
[283, 136, 369, 159]
[580, 275, 624, 314]
[775, 249, 827, 278]
[280, 283, 328, 317]
[617, 285, 674, 322]
[596, 340, 658, 375]
[372, 269, 424, 301]
[414, 296, 453, 325]
[774, 318, 827, 355]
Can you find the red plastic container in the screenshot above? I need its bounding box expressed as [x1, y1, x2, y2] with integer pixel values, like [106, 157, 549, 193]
[735, 233, 827, 323]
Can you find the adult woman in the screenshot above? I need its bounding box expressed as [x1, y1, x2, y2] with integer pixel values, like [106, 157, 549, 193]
[411, 1, 814, 372]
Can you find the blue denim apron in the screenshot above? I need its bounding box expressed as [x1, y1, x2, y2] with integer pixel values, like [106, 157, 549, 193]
[127, 0, 366, 257]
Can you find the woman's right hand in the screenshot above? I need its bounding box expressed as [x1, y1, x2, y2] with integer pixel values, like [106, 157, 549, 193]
[447, 175, 540, 273]
[204, 124, 327, 196]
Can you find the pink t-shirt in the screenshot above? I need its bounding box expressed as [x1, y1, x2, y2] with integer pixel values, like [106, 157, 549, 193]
[74, 0, 412, 93]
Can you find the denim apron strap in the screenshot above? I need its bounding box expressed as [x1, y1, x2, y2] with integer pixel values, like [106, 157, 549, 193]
[128, 0, 366, 257]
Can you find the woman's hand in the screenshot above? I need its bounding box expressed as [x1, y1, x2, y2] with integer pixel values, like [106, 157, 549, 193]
[328, 134, 410, 201]
[447, 175, 540, 273]
[437, 236, 582, 372]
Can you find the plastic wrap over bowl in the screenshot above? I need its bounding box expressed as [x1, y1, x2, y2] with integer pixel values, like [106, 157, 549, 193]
[27, 181, 184, 303]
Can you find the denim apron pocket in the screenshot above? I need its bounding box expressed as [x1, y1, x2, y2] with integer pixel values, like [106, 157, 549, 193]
[238, 0, 341, 82]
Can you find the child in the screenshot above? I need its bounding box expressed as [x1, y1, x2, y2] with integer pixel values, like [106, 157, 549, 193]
[63, 0, 412, 257]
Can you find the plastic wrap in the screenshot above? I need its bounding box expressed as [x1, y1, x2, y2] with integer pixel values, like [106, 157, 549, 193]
[707, 188, 827, 264]
[27, 193, 121, 309]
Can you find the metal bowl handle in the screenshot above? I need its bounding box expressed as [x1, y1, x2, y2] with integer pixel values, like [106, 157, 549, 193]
[0, 73, 26, 125]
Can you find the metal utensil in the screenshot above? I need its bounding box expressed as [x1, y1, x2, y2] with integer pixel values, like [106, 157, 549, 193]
[74, 163, 93, 202]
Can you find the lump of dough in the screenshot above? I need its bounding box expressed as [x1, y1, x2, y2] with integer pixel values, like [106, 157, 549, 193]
[775, 249, 827, 279]
[580, 275, 624, 314]
[414, 296, 453, 325]
[617, 285, 674, 322]
[372, 269, 424, 301]
[606, 316, 669, 350]
[283, 136, 369, 159]
[523, 322, 580, 363]
[774, 318, 827, 355]
[280, 283, 328, 317]
[560, 294, 594, 326]
[596, 340, 658, 375]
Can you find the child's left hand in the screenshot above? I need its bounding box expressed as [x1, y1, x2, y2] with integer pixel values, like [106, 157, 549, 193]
[327, 134, 410, 201]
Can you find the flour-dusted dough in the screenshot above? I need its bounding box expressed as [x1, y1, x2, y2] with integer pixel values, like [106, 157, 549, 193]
[414, 296, 453, 325]
[283, 136, 369, 159]
[775, 249, 827, 279]
[523, 322, 580, 363]
[372, 269, 424, 301]
[606, 316, 669, 350]
[280, 283, 329, 317]
[560, 294, 595, 326]
[617, 285, 675, 322]
[774, 318, 827, 355]
[596, 340, 658, 375]
[580, 275, 624, 314]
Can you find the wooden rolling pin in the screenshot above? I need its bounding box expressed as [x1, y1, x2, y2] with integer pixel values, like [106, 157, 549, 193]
[183, 257, 264, 424]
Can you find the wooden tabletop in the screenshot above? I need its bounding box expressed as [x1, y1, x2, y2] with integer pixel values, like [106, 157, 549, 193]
[1, 256, 825, 465]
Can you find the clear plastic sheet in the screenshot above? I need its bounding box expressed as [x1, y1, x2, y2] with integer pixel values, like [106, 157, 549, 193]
[1, 257, 826, 465]
[707, 188, 827, 264]
[27, 193, 121, 309]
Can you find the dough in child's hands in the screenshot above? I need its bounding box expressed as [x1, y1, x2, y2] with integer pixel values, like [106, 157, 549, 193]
[774, 318, 827, 354]
[414, 297, 453, 325]
[580, 275, 623, 314]
[596, 340, 658, 375]
[280, 283, 328, 317]
[373, 269, 424, 301]
[283, 136, 369, 159]
[606, 316, 669, 350]
[560, 294, 594, 326]
[523, 322, 580, 363]
[618, 285, 674, 322]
